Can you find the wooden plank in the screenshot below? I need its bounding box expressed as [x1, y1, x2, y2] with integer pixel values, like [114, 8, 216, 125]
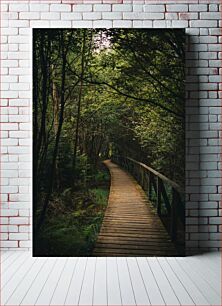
[65, 257, 87, 305]
[117, 257, 136, 305]
[95, 242, 176, 251]
[97, 237, 175, 246]
[188, 256, 220, 293]
[175, 257, 221, 305]
[98, 233, 172, 241]
[94, 160, 178, 256]
[1, 251, 221, 306]
[20, 258, 57, 305]
[126, 258, 150, 305]
[147, 258, 180, 305]
[166, 257, 210, 305]
[2, 251, 23, 273]
[137, 257, 165, 305]
[2, 256, 38, 304]
[5, 257, 47, 305]
[2, 252, 30, 289]
[157, 258, 195, 305]
[107, 257, 122, 306]
[93, 257, 107, 305]
[35, 258, 67, 305]
[0, 251, 15, 263]
[195, 252, 220, 274]
[78, 257, 96, 306]
[50, 258, 78, 305]
[94, 248, 177, 256]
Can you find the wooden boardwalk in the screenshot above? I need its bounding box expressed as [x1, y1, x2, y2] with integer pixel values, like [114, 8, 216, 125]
[93, 160, 178, 256]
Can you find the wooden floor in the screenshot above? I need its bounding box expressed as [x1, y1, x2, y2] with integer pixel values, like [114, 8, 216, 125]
[1, 251, 220, 305]
[94, 160, 178, 256]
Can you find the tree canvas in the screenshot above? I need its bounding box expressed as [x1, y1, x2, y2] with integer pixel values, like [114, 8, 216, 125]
[33, 29, 185, 257]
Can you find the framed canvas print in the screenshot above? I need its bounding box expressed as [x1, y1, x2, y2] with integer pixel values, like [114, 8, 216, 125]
[33, 28, 185, 257]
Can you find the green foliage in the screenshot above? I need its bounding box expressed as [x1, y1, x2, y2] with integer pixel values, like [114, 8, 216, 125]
[35, 184, 109, 256]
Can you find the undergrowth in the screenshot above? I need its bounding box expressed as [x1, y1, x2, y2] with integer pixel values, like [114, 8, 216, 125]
[35, 168, 110, 256]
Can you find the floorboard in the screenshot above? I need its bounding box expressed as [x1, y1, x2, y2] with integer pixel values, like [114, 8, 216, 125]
[1, 251, 221, 306]
[93, 160, 178, 257]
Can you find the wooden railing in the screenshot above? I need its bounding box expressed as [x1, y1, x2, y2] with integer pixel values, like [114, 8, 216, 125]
[111, 155, 185, 245]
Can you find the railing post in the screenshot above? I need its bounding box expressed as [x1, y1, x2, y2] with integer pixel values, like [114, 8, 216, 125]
[157, 177, 161, 216]
[148, 172, 152, 200]
[141, 166, 144, 189]
[170, 188, 178, 242]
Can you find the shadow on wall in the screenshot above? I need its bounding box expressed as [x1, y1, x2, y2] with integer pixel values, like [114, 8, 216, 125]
[185, 34, 203, 255]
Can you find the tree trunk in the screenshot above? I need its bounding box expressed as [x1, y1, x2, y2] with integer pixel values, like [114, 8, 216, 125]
[72, 30, 87, 176]
[36, 31, 67, 234]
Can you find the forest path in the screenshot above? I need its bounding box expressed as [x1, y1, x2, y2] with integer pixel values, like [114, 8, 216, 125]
[93, 160, 178, 256]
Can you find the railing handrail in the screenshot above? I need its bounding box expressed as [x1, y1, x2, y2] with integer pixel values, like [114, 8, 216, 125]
[125, 156, 184, 194]
[112, 154, 185, 247]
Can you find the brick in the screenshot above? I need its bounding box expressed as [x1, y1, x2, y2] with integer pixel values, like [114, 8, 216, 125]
[167, 5, 188, 12]
[30, 4, 49, 12]
[94, 4, 111, 11]
[93, 20, 112, 28]
[102, 12, 122, 20]
[19, 210, 29, 217]
[210, 233, 221, 240]
[165, 13, 178, 20]
[73, 4, 92, 12]
[191, 233, 209, 240]
[1, 225, 18, 233]
[61, 13, 82, 20]
[133, 5, 143, 12]
[123, 12, 164, 20]
[172, 20, 188, 28]
[112, 4, 132, 12]
[190, 20, 218, 28]
[9, 4, 28, 11]
[8, 146, 30, 154]
[2, 123, 19, 132]
[179, 13, 198, 20]
[41, 12, 60, 20]
[19, 241, 31, 248]
[1, 241, 18, 248]
[9, 217, 29, 225]
[72, 20, 93, 28]
[9, 20, 29, 28]
[153, 20, 172, 28]
[1, 137, 18, 146]
[83, 12, 101, 20]
[20, 12, 40, 20]
[19, 226, 30, 233]
[9, 233, 29, 240]
[143, 5, 165, 12]
[189, 4, 207, 12]
[113, 20, 132, 28]
[200, 12, 221, 20]
[2, 60, 18, 68]
[142, 21, 152, 28]
[50, 4, 71, 12]
[1, 4, 8, 11]
[30, 21, 50, 28]
[0, 217, 8, 225]
[9, 115, 29, 123]
[2, 170, 18, 178]
[50, 21, 71, 28]
[209, 4, 219, 12]
[199, 209, 218, 217]
[1, 208, 18, 216]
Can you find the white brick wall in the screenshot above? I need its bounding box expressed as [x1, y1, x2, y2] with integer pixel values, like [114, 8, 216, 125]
[1, 0, 221, 254]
